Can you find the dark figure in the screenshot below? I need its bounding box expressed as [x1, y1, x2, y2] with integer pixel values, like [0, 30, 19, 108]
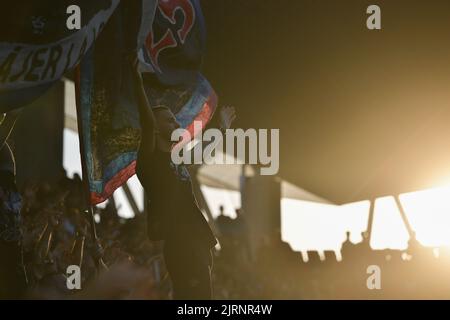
[136, 106, 217, 299]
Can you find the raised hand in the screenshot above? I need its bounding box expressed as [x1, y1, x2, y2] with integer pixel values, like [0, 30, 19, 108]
[219, 106, 236, 130]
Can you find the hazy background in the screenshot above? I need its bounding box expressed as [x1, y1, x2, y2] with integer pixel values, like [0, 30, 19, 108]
[201, 0, 450, 204]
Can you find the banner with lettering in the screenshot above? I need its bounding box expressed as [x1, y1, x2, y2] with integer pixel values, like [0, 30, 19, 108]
[0, 0, 216, 205]
[0, 0, 120, 113]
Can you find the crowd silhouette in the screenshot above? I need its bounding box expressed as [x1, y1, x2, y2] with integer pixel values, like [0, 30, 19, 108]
[213, 211, 450, 299]
[3, 173, 450, 299]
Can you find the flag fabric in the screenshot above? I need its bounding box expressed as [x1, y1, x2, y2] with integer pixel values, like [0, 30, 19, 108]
[76, 0, 157, 204]
[141, 0, 218, 147]
[78, 0, 217, 204]
[0, 0, 216, 206]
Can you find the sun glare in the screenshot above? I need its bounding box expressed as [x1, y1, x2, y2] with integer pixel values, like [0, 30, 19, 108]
[400, 184, 450, 248]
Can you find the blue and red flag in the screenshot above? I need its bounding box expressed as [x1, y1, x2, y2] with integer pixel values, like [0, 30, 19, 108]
[77, 0, 217, 204]
[141, 0, 218, 146]
[0, 0, 216, 205]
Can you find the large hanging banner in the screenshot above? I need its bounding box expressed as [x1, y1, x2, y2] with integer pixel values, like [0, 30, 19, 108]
[76, 0, 157, 204]
[0, 0, 217, 205]
[78, 0, 217, 205]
